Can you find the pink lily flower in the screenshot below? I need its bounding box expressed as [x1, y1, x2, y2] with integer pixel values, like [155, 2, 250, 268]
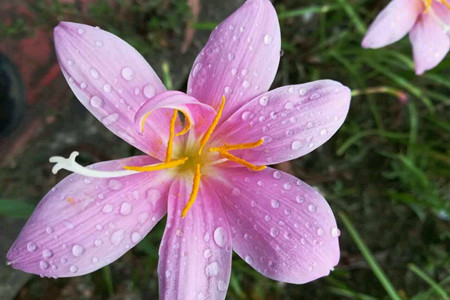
[7, 0, 351, 298]
[362, 0, 450, 75]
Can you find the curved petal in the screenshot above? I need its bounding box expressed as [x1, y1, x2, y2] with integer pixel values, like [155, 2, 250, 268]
[211, 80, 351, 166]
[409, 10, 450, 75]
[158, 177, 232, 300]
[362, 0, 422, 48]
[7, 156, 171, 278]
[187, 0, 281, 121]
[134, 91, 217, 159]
[208, 167, 340, 284]
[54, 22, 168, 154]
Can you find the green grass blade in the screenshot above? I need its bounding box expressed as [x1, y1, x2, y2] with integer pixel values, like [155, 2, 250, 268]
[339, 212, 402, 300]
[0, 199, 34, 219]
[408, 264, 449, 300]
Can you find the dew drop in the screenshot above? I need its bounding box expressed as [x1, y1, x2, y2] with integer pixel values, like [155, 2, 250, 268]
[205, 261, 220, 277]
[67, 59, 74, 66]
[241, 111, 251, 120]
[94, 239, 103, 247]
[317, 228, 325, 236]
[131, 232, 142, 243]
[227, 53, 235, 61]
[110, 229, 125, 245]
[300, 238, 307, 245]
[291, 140, 302, 150]
[283, 183, 291, 190]
[92, 257, 99, 263]
[90, 96, 104, 108]
[264, 34, 273, 45]
[96, 224, 103, 231]
[284, 102, 294, 110]
[299, 88, 307, 96]
[273, 171, 281, 179]
[218, 280, 227, 291]
[143, 84, 156, 98]
[259, 96, 269, 106]
[120, 202, 132, 216]
[264, 215, 272, 222]
[203, 249, 212, 259]
[46, 226, 54, 234]
[63, 221, 74, 229]
[80, 82, 87, 89]
[271, 200, 280, 208]
[90, 68, 100, 79]
[121, 67, 134, 81]
[231, 188, 241, 196]
[95, 40, 103, 47]
[138, 212, 149, 223]
[102, 204, 114, 214]
[78, 28, 85, 35]
[245, 255, 254, 264]
[320, 129, 327, 136]
[102, 84, 111, 93]
[331, 227, 341, 238]
[39, 261, 49, 270]
[242, 80, 251, 88]
[69, 265, 78, 273]
[262, 136, 273, 143]
[288, 87, 294, 94]
[108, 179, 122, 190]
[231, 68, 237, 76]
[308, 204, 317, 212]
[102, 113, 119, 125]
[72, 244, 85, 257]
[146, 189, 161, 203]
[296, 195, 305, 203]
[310, 93, 321, 100]
[214, 227, 227, 248]
[270, 227, 279, 237]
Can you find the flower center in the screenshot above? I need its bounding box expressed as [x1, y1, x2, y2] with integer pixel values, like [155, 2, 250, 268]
[50, 97, 266, 218]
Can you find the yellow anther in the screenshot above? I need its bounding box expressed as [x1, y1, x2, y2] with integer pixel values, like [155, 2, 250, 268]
[166, 110, 178, 162]
[216, 151, 266, 171]
[198, 96, 226, 155]
[423, 0, 432, 12]
[124, 157, 188, 172]
[209, 139, 264, 152]
[181, 164, 202, 218]
[140, 111, 152, 133]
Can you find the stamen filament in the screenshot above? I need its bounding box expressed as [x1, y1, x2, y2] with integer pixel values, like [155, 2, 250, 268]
[181, 164, 202, 218]
[124, 157, 188, 172]
[198, 96, 226, 155]
[166, 110, 178, 162]
[176, 110, 192, 137]
[216, 151, 266, 171]
[209, 139, 264, 152]
[442, 0, 450, 9]
[423, 0, 432, 12]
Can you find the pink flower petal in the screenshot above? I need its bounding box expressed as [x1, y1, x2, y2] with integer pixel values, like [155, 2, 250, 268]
[134, 91, 217, 158]
[158, 178, 232, 299]
[211, 80, 351, 166]
[208, 167, 340, 284]
[7, 156, 171, 278]
[187, 0, 281, 121]
[362, 0, 422, 48]
[409, 9, 450, 75]
[54, 22, 168, 154]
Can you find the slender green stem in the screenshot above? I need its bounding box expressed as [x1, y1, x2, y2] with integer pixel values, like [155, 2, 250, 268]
[408, 264, 449, 300]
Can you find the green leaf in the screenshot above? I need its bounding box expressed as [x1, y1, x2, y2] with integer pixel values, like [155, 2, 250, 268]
[0, 200, 35, 219]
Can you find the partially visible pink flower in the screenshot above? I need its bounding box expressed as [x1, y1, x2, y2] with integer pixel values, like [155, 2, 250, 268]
[7, 0, 351, 298]
[362, 0, 450, 75]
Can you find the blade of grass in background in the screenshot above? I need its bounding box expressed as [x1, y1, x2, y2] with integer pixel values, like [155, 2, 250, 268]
[339, 212, 402, 300]
[0, 199, 34, 218]
[408, 264, 449, 300]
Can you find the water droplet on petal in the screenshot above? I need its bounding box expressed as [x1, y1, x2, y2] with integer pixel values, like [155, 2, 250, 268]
[78, 28, 85, 35]
[90, 96, 103, 108]
[192, 63, 203, 77]
[146, 189, 161, 203]
[120, 202, 132, 215]
[102, 113, 119, 125]
[296, 195, 305, 203]
[288, 87, 294, 94]
[80, 82, 87, 89]
[231, 188, 241, 196]
[259, 96, 268, 106]
[67, 59, 74, 66]
[331, 227, 341, 238]
[92, 256, 99, 263]
[94, 239, 103, 247]
[42, 249, 53, 259]
[284, 102, 294, 110]
[320, 129, 327, 136]
[27, 242, 37, 252]
[131, 232, 142, 243]
[39, 261, 49, 270]
[72, 244, 85, 257]
[102, 204, 114, 213]
[271, 200, 280, 208]
[283, 183, 291, 190]
[214, 227, 227, 248]
[231, 68, 237, 76]
[102, 84, 111, 93]
[270, 228, 279, 237]
[121, 67, 134, 81]
[245, 255, 253, 264]
[143, 84, 156, 98]
[264, 215, 271, 222]
[291, 140, 302, 150]
[308, 204, 317, 212]
[108, 179, 122, 190]
[217, 280, 227, 291]
[300, 238, 307, 245]
[317, 228, 324, 236]
[90, 68, 100, 79]
[242, 80, 251, 88]
[69, 265, 78, 273]
[205, 261, 220, 277]
[241, 111, 251, 121]
[273, 171, 281, 179]
[264, 34, 273, 45]
[110, 229, 125, 245]
[227, 53, 235, 61]
[203, 249, 212, 258]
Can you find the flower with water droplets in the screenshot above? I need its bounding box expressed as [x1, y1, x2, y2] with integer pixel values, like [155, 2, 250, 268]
[7, 0, 350, 298]
[362, 0, 450, 75]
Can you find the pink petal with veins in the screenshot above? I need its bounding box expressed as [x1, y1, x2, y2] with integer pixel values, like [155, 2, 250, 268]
[187, 0, 280, 121]
[410, 8, 450, 75]
[211, 80, 351, 166]
[54, 22, 169, 155]
[208, 167, 340, 284]
[362, 0, 422, 48]
[158, 177, 231, 300]
[7, 156, 171, 278]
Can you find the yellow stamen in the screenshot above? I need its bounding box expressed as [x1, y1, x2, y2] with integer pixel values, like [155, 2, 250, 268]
[140, 111, 152, 133]
[216, 151, 266, 171]
[181, 164, 202, 218]
[176, 110, 192, 137]
[198, 96, 226, 155]
[124, 157, 188, 172]
[209, 139, 264, 152]
[423, 0, 432, 12]
[166, 110, 178, 162]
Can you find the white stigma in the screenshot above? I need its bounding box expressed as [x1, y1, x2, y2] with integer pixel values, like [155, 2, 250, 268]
[49, 151, 138, 178]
